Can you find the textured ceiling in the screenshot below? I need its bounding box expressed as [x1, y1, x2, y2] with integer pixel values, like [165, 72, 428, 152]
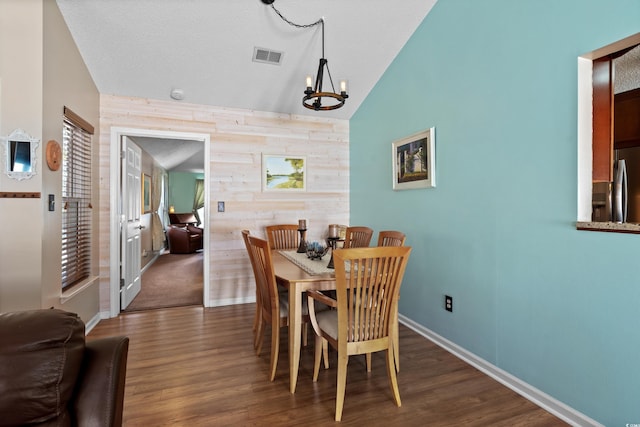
[55, 0, 438, 172]
[129, 136, 205, 173]
[55, 2, 640, 172]
[56, 0, 437, 121]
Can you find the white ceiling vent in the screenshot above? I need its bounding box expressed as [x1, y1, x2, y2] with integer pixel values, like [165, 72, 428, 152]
[253, 47, 283, 65]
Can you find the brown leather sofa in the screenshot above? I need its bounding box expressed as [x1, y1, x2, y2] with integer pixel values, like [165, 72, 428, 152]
[167, 224, 203, 254]
[0, 309, 129, 427]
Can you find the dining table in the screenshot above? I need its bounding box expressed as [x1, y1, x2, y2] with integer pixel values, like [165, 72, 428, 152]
[272, 250, 336, 394]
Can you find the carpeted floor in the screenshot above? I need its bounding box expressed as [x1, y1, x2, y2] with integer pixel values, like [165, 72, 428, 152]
[124, 251, 203, 312]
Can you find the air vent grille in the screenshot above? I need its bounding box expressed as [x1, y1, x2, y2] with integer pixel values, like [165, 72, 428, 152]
[253, 47, 283, 65]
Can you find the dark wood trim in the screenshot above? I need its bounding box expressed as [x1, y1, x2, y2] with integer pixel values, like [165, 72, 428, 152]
[0, 192, 41, 198]
[615, 87, 640, 102]
[63, 106, 95, 135]
[614, 87, 640, 149]
[592, 57, 613, 182]
[614, 139, 640, 150]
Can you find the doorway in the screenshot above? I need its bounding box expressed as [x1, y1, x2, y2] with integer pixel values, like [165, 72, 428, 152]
[109, 127, 210, 317]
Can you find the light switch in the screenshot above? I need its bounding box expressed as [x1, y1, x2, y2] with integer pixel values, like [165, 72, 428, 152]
[48, 194, 55, 212]
[217, 201, 225, 212]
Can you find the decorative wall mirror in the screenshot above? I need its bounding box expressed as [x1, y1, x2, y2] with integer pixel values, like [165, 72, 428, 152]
[2, 129, 39, 181]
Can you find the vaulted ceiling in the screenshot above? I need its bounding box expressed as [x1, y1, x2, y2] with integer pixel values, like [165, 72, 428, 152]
[56, 0, 439, 170]
[56, 0, 437, 121]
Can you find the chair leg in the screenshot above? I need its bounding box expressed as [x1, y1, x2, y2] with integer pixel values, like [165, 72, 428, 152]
[269, 320, 279, 381]
[255, 320, 265, 356]
[253, 305, 262, 350]
[253, 301, 259, 331]
[393, 318, 400, 372]
[335, 352, 349, 422]
[385, 347, 402, 408]
[313, 333, 323, 381]
[322, 339, 329, 369]
[302, 323, 308, 347]
[366, 353, 372, 372]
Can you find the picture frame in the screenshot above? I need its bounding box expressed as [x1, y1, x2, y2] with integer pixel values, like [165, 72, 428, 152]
[262, 154, 306, 192]
[142, 174, 151, 213]
[392, 127, 435, 190]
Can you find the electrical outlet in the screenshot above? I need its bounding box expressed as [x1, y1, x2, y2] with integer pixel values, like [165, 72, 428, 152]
[445, 295, 453, 312]
[217, 201, 225, 212]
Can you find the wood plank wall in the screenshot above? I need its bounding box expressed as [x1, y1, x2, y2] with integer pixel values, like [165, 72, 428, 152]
[98, 95, 349, 312]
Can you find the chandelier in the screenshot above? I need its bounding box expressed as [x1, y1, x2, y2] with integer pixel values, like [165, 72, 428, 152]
[262, 0, 349, 111]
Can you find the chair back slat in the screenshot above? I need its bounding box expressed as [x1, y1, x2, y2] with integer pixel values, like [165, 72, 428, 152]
[333, 246, 411, 344]
[376, 230, 406, 247]
[343, 226, 373, 249]
[241, 229, 253, 265]
[246, 235, 279, 323]
[266, 224, 299, 250]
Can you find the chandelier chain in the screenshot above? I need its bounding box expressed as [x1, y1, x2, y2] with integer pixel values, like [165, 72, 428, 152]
[269, 4, 323, 29]
[264, 1, 346, 111]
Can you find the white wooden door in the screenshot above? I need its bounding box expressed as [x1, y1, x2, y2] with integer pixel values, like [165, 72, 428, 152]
[120, 136, 143, 309]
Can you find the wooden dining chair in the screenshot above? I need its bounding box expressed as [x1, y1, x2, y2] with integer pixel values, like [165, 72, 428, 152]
[265, 223, 315, 345]
[245, 235, 289, 381]
[376, 229, 406, 372]
[265, 224, 299, 250]
[342, 226, 373, 249]
[307, 246, 412, 421]
[245, 235, 327, 381]
[241, 230, 261, 349]
[377, 230, 406, 247]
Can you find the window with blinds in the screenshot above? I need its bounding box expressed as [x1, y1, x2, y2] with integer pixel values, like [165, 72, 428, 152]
[61, 107, 94, 289]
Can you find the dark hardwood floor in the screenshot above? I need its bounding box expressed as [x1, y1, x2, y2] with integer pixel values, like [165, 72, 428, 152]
[88, 304, 567, 426]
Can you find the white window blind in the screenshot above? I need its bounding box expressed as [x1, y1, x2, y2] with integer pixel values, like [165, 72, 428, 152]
[61, 108, 93, 289]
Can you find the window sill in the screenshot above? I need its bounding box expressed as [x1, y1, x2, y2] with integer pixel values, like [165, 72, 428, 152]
[60, 275, 99, 304]
[575, 221, 640, 234]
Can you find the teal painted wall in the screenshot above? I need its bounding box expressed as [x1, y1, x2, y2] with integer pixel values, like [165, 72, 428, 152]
[350, 1, 640, 425]
[168, 172, 203, 213]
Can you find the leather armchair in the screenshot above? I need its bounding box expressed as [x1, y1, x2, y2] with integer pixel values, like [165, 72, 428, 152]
[0, 309, 129, 427]
[187, 224, 204, 248]
[167, 225, 203, 254]
[168, 212, 198, 226]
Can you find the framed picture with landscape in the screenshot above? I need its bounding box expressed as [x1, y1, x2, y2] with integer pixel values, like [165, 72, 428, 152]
[262, 154, 306, 192]
[392, 127, 436, 190]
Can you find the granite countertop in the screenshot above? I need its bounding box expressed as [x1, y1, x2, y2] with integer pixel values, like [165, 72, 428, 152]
[575, 221, 640, 234]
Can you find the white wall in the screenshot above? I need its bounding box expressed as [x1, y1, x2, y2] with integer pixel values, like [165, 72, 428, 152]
[0, 0, 46, 313]
[0, 0, 100, 323]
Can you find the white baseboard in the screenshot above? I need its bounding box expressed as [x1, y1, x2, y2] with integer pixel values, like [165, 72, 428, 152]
[84, 312, 102, 334]
[141, 252, 161, 274]
[398, 314, 603, 427]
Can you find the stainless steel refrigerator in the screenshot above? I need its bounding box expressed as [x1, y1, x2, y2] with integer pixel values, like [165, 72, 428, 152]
[614, 146, 640, 223]
[591, 147, 640, 223]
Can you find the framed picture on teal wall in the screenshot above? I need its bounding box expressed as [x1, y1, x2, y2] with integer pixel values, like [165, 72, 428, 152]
[262, 154, 306, 192]
[392, 127, 435, 190]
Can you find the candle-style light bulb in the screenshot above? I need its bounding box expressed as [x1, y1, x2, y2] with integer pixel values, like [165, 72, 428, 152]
[306, 75, 313, 90]
[340, 79, 348, 94]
